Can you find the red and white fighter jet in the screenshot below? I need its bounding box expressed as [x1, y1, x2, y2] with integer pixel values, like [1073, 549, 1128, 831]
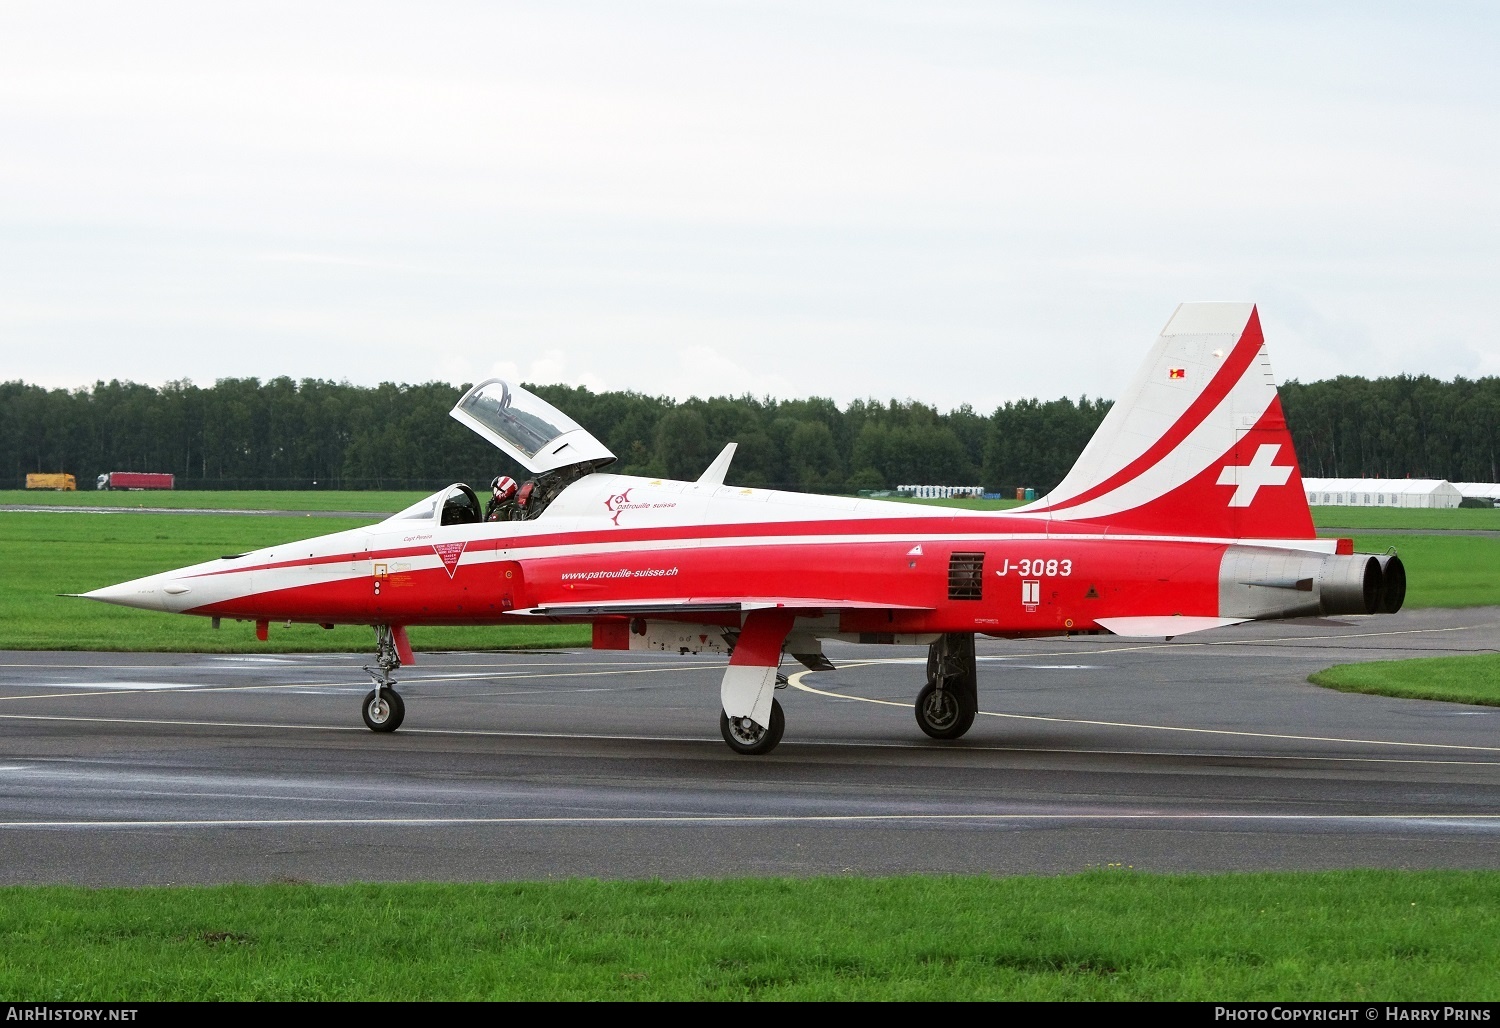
[85, 303, 1404, 754]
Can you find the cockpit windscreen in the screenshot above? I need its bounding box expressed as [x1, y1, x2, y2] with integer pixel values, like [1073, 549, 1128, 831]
[378, 484, 482, 528]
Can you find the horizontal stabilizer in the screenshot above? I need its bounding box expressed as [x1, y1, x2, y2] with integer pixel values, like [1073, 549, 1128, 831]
[1096, 616, 1249, 639]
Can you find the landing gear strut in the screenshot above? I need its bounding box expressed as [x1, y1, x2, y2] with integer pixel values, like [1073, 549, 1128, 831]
[361, 624, 406, 733]
[915, 633, 976, 740]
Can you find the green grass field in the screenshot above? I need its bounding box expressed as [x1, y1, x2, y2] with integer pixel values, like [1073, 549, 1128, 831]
[1347, 534, 1499, 608]
[1312, 505, 1500, 531]
[3, 871, 1498, 1000]
[0, 489, 426, 512]
[0, 512, 588, 652]
[9, 489, 1033, 513]
[1310, 654, 1500, 707]
[9, 489, 1496, 526]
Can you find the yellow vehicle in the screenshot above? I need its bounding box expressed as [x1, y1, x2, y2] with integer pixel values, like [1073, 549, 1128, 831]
[25, 473, 76, 491]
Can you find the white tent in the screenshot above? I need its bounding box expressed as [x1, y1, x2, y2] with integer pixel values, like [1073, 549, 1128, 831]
[1302, 478, 1463, 509]
[1453, 482, 1500, 502]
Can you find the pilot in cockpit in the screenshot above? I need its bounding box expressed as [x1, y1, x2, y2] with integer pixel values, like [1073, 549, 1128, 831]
[451, 378, 614, 524]
[486, 476, 518, 521]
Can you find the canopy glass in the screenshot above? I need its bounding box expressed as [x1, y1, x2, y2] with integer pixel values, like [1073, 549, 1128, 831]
[450, 379, 615, 474]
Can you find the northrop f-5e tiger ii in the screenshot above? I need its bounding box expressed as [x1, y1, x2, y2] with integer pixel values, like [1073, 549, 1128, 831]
[85, 303, 1405, 754]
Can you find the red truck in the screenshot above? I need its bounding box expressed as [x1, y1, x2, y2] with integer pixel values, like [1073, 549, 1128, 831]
[96, 472, 175, 490]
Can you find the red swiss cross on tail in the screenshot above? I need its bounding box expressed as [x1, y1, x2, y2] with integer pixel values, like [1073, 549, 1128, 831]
[1016, 302, 1315, 540]
[433, 541, 467, 578]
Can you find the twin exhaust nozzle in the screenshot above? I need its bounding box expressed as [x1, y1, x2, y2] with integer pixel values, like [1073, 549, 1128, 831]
[1220, 547, 1405, 619]
[1316, 552, 1406, 616]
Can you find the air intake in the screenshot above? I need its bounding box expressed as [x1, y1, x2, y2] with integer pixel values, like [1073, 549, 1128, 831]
[948, 552, 985, 600]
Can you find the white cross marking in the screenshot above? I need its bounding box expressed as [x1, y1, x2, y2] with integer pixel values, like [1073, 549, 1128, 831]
[1217, 443, 1293, 507]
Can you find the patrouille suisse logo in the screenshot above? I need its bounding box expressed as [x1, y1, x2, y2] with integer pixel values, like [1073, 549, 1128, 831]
[433, 541, 467, 578]
[603, 488, 674, 526]
[604, 488, 637, 526]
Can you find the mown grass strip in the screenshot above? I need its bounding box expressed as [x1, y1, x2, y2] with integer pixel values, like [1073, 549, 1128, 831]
[2, 872, 1498, 1000]
[1312, 506, 1500, 532]
[0, 511, 587, 652]
[1347, 534, 1500, 609]
[0, 489, 427, 512]
[1310, 654, 1500, 708]
[7, 489, 1497, 528]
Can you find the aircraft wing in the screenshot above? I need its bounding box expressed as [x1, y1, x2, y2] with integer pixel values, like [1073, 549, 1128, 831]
[516, 597, 935, 618]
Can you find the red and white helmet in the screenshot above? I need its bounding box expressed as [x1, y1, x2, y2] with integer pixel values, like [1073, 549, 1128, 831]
[491, 475, 517, 501]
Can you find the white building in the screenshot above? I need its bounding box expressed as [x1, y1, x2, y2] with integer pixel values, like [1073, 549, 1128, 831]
[1301, 478, 1463, 508]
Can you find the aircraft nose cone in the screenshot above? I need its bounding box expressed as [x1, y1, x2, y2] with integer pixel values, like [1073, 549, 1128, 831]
[80, 576, 182, 612]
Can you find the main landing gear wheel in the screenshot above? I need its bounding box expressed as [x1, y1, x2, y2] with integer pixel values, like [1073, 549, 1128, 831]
[914, 682, 975, 740]
[720, 697, 785, 755]
[915, 632, 978, 740]
[362, 688, 405, 732]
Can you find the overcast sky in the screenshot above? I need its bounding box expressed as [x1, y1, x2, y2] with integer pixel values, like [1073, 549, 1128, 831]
[2, 1, 1497, 411]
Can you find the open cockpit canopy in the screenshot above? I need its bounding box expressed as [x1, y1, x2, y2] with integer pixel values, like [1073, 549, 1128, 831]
[450, 379, 615, 475]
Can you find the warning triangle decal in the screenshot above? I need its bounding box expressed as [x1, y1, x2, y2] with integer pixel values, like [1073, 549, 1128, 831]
[433, 541, 467, 578]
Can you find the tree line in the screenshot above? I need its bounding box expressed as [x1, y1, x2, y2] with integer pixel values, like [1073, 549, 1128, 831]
[2, 372, 1496, 495]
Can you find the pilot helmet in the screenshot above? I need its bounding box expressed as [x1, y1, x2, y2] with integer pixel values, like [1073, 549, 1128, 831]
[491, 475, 518, 501]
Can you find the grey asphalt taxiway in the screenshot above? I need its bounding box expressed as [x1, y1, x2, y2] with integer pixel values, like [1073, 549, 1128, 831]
[2, 607, 1499, 885]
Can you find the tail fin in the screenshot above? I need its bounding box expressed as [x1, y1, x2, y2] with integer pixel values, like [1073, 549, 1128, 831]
[1019, 302, 1314, 539]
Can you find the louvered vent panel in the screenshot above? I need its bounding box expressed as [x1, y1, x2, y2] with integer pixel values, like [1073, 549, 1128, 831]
[948, 552, 985, 600]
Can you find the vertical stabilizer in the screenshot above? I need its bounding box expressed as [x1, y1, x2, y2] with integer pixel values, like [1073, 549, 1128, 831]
[1017, 303, 1314, 539]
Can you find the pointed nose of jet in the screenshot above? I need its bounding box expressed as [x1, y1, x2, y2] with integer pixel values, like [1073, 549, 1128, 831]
[80, 573, 195, 612]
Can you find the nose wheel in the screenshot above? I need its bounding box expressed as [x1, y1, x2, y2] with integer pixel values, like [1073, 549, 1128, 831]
[361, 624, 407, 733]
[362, 688, 405, 732]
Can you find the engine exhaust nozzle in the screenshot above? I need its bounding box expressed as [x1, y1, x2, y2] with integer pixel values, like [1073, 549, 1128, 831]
[1372, 553, 1405, 613]
[1319, 554, 1383, 616]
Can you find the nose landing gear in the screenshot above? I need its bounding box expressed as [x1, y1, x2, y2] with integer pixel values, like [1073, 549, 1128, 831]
[361, 624, 407, 733]
[362, 687, 405, 732]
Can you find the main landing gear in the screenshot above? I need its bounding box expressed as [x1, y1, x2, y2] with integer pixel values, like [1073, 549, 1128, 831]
[714, 629, 979, 755]
[720, 697, 786, 755]
[915, 633, 977, 740]
[361, 624, 406, 733]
